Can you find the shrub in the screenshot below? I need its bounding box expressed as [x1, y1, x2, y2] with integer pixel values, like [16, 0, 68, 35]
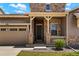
[55, 39, 65, 50]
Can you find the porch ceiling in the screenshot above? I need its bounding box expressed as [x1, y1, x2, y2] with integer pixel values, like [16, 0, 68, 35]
[29, 12, 68, 17]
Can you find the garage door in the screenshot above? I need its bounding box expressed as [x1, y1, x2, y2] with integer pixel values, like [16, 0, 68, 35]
[0, 26, 28, 46]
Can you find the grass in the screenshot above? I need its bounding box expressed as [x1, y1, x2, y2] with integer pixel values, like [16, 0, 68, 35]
[17, 51, 79, 56]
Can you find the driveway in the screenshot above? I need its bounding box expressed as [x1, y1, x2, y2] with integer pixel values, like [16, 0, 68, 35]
[0, 46, 33, 56]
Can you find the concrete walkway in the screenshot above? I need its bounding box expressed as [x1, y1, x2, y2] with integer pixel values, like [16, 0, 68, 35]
[0, 46, 33, 56]
[0, 46, 78, 56]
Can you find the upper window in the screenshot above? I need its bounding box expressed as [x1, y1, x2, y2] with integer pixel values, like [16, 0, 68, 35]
[45, 3, 51, 12]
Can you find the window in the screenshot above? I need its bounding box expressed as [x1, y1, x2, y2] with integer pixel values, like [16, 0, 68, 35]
[50, 24, 57, 35]
[10, 28, 17, 31]
[45, 3, 51, 12]
[19, 28, 26, 31]
[1, 28, 6, 31]
[50, 24, 62, 36]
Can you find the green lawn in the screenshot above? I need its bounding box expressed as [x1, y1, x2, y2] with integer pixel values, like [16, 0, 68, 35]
[17, 51, 79, 56]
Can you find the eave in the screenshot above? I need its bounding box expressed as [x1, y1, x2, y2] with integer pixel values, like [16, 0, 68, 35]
[0, 14, 29, 18]
[29, 12, 68, 17]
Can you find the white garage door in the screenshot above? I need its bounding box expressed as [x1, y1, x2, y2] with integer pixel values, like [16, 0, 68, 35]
[0, 26, 28, 46]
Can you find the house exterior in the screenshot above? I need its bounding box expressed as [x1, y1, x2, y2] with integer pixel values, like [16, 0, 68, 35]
[0, 3, 79, 48]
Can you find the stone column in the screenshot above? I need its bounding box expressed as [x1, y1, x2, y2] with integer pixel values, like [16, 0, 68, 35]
[46, 19, 50, 44]
[29, 16, 35, 44]
[27, 25, 30, 44]
[44, 16, 52, 44]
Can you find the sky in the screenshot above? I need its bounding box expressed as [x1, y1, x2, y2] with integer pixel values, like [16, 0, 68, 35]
[0, 3, 31, 14]
[65, 3, 79, 11]
[0, 3, 79, 14]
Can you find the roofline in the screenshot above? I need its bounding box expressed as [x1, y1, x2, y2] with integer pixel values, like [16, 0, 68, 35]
[0, 15, 29, 18]
[0, 12, 68, 18]
[0, 8, 5, 14]
[69, 7, 79, 13]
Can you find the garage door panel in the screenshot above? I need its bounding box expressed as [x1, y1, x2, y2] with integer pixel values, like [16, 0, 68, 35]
[0, 27, 28, 45]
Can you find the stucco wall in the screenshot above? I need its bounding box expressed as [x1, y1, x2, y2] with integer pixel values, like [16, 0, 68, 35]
[68, 14, 79, 48]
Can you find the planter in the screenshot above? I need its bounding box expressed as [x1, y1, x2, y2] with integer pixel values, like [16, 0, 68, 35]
[55, 47, 63, 51]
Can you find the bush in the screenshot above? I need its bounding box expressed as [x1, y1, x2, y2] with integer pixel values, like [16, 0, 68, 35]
[55, 39, 65, 50]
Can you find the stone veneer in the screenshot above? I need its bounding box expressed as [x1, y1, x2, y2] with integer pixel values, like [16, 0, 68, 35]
[30, 3, 66, 12]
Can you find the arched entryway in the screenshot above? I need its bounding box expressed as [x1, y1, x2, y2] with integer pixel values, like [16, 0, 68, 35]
[33, 17, 45, 44]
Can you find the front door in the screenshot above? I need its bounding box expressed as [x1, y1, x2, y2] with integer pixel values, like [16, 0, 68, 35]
[35, 24, 44, 43]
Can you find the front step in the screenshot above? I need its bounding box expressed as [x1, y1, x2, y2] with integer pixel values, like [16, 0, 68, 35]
[26, 44, 55, 50]
[34, 44, 48, 50]
[34, 46, 47, 50]
[34, 44, 46, 46]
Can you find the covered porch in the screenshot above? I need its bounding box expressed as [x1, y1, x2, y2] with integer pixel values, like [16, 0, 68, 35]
[28, 12, 68, 45]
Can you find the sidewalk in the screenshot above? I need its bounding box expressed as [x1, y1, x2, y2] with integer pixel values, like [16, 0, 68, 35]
[0, 46, 33, 56]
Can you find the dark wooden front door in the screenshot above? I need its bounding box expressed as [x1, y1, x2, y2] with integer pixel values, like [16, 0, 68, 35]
[36, 24, 43, 42]
[34, 24, 44, 44]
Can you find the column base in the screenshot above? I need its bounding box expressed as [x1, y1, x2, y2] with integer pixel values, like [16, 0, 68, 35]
[28, 33, 33, 44]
